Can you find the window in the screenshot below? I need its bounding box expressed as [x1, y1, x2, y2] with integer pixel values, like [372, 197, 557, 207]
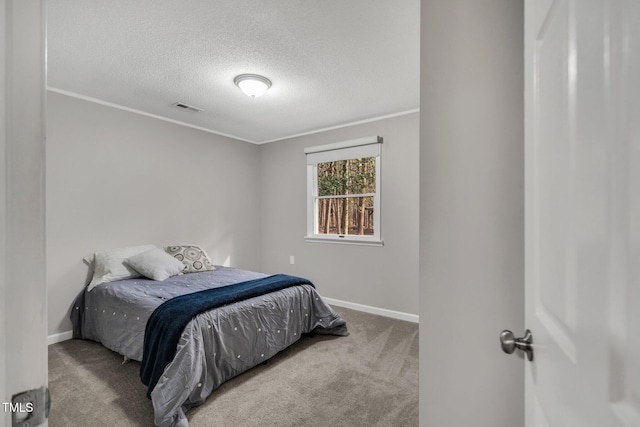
[305, 136, 383, 246]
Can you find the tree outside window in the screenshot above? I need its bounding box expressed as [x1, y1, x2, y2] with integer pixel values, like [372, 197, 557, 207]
[316, 157, 376, 236]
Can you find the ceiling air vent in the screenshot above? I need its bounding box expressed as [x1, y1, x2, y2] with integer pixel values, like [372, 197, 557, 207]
[172, 102, 203, 113]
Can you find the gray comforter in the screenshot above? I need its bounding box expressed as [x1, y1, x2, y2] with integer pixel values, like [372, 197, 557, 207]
[71, 266, 348, 427]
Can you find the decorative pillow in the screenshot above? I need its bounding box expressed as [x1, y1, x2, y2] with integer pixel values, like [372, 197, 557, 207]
[164, 245, 215, 273]
[86, 245, 156, 291]
[125, 248, 186, 281]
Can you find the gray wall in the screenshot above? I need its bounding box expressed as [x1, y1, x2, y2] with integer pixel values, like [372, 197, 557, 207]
[2, 0, 48, 420]
[258, 113, 419, 316]
[419, 1, 524, 426]
[47, 92, 261, 335]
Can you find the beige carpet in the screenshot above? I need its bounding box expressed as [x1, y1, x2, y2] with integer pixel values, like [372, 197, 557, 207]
[48, 307, 418, 427]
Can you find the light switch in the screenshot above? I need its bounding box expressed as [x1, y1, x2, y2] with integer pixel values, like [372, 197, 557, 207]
[289, 255, 295, 265]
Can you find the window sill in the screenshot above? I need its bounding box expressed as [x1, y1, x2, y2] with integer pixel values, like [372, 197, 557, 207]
[304, 236, 384, 247]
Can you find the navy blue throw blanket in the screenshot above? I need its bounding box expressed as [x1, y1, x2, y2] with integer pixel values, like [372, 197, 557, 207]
[140, 274, 314, 397]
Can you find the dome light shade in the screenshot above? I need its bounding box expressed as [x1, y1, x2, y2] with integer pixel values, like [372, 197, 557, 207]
[234, 74, 272, 98]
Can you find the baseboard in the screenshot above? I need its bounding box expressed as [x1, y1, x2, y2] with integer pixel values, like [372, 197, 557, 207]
[322, 297, 419, 323]
[48, 330, 73, 345]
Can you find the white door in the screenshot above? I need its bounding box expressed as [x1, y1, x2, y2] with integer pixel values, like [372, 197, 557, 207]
[1, 1, 48, 426]
[524, 0, 640, 426]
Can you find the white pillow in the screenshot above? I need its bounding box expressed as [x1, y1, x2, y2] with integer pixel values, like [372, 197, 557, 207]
[86, 245, 156, 291]
[125, 248, 186, 281]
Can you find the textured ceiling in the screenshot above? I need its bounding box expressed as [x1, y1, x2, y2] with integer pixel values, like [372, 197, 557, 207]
[47, 0, 420, 144]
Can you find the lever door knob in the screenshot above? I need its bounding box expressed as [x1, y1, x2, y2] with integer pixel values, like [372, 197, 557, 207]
[500, 329, 533, 361]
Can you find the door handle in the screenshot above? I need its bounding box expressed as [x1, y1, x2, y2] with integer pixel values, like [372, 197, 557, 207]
[500, 329, 533, 361]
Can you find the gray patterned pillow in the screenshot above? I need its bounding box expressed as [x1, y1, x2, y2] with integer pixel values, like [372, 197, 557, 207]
[164, 245, 215, 273]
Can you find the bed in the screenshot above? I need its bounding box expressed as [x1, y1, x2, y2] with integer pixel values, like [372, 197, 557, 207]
[70, 265, 348, 427]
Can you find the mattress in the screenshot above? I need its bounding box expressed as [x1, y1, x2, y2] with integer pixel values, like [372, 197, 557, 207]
[70, 266, 348, 427]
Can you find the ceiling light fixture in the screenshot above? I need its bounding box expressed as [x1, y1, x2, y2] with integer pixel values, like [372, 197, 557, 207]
[234, 74, 272, 98]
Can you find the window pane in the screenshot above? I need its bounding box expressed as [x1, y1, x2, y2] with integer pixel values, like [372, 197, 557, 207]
[317, 158, 376, 197]
[316, 196, 374, 236]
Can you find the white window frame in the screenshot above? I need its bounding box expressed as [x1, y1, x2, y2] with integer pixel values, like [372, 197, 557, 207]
[304, 136, 383, 246]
